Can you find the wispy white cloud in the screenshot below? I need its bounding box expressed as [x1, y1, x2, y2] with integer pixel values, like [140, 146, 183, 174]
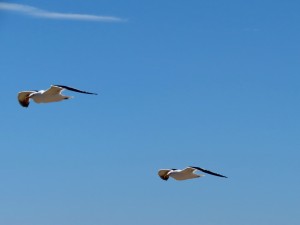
[0, 2, 126, 22]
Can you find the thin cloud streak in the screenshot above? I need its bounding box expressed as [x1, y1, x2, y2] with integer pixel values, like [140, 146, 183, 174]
[0, 2, 126, 22]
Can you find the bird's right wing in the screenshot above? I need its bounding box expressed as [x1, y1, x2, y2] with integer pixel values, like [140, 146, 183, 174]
[190, 166, 228, 178]
[158, 169, 171, 181]
[53, 85, 98, 95]
[17, 91, 36, 107]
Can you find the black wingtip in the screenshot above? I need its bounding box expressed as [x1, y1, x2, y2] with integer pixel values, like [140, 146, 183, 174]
[53, 85, 98, 95]
[190, 166, 228, 178]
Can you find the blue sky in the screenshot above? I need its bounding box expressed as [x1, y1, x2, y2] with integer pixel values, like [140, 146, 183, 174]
[0, 1, 299, 224]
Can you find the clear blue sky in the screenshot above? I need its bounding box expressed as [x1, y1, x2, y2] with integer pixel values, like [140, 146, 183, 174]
[1, 1, 299, 224]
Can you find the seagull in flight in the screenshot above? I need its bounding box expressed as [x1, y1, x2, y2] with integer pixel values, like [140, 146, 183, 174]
[158, 166, 227, 181]
[18, 84, 97, 107]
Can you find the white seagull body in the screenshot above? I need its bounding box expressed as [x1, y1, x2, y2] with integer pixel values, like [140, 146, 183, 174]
[18, 85, 97, 107]
[158, 166, 227, 181]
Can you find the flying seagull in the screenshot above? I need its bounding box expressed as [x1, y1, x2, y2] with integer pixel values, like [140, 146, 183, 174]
[158, 166, 227, 181]
[18, 84, 97, 107]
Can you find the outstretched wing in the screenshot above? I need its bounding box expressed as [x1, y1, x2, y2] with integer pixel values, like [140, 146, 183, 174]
[181, 167, 197, 173]
[43, 85, 64, 95]
[158, 169, 171, 181]
[189, 166, 228, 178]
[53, 85, 97, 95]
[17, 91, 36, 107]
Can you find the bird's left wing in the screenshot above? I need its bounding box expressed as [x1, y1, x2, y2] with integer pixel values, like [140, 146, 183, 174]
[189, 166, 228, 178]
[181, 167, 197, 173]
[43, 85, 64, 95]
[158, 169, 171, 181]
[53, 85, 97, 95]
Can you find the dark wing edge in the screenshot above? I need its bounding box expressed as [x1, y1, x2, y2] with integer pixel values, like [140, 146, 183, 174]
[53, 85, 98, 95]
[190, 166, 228, 178]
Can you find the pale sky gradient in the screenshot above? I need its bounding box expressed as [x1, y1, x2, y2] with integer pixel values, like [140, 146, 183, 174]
[0, 2, 125, 22]
[0, 1, 299, 225]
